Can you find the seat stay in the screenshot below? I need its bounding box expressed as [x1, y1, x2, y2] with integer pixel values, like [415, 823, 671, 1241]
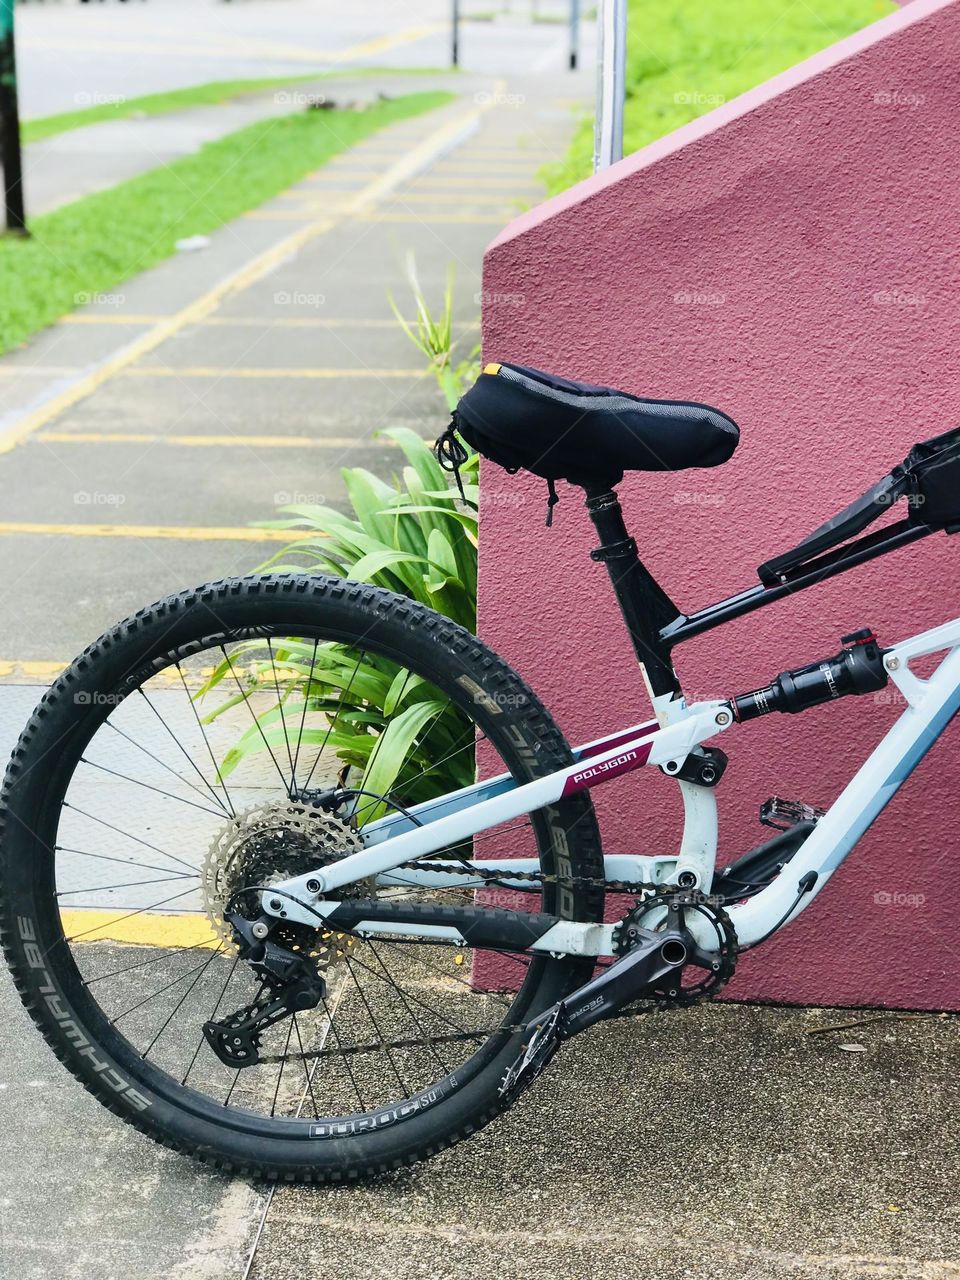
[264, 702, 731, 929]
[360, 717, 660, 846]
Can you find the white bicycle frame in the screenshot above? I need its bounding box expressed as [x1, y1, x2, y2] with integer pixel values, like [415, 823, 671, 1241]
[264, 613, 960, 957]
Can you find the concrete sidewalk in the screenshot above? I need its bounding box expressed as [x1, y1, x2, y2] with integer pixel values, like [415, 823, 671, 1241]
[0, 75, 578, 663]
[252, 1003, 960, 1280]
[3, 963, 958, 1280]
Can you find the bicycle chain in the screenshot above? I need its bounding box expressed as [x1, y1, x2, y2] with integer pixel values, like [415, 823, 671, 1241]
[257, 862, 734, 1066]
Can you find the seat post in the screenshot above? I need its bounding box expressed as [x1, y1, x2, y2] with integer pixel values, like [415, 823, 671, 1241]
[583, 486, 683, 700]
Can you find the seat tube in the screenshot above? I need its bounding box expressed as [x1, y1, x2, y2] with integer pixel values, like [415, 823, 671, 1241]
[583, 487, 683, 703]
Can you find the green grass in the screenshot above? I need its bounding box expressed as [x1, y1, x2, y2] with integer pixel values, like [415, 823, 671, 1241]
[545, 0, 895, 192]
[22, 70, 453, 144]
[0, 91, 452, 355]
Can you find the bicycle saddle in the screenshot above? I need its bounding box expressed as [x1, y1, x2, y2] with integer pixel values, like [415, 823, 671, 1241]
[450, 361, 740, 487]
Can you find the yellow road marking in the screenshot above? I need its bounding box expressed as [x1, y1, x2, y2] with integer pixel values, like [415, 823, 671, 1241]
[0, 521, 316, 543]
[123, 366, 425, 379]
[20, 23, 444, 67]
[0, 89, 502, 453]
[38, 430, 419, 449]
[0, 365, 83, 376]
[59, 316, 476, 330]
[358, 212, 506, 224]
[60, 314, 168, 326]
[386, 192, 515, 205]
[405, 176, 537, 189]
[0, 659, 66, 682]
[60, 908, 218, 950]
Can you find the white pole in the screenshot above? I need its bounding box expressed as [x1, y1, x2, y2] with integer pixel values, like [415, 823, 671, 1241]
[593, 0, 627, 172]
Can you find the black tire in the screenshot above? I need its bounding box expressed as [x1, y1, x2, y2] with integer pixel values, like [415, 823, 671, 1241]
[0, 574, 605, 1182]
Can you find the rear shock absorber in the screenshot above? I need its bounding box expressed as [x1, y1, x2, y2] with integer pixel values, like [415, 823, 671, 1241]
[732, 628, 888, 722]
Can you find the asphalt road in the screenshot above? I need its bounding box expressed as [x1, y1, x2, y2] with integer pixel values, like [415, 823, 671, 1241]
[15, 0, 586, 119]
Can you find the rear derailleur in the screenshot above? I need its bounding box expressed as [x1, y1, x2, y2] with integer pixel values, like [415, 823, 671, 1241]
[202, 913, 325, 1069]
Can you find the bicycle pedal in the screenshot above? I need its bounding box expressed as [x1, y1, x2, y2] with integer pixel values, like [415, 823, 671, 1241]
[760, 795, 826, 831]
[498, 1006, 562, 1102]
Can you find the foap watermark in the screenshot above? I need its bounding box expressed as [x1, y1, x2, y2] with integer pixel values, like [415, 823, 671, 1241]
[274, 490, 324, 506]
[473, 690, 529, 709]
[474, 89, 525, 109]
[673, 90, 726, 107]
[673, 289, 726, 306]
[74, 491, 126, 508]
[274, 290, 326, 308]
[474, 290, 525, 309]
[274, 91, 328, 108]
[873, 890, 926, 908]
[74, 690, 124, 707]
[74, 291, 125, 308]
[872, 288, 927, 307]
[872, 89, 926, 110]
[481, 491, 526, 509]
[74, 91, 126, 108]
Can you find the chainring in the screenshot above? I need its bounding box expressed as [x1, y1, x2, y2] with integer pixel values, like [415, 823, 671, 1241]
[201, 798, 367, 970]
[611, 884, 738, 1008]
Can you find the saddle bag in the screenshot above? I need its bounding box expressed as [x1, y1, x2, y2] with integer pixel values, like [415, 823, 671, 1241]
[758, 425, 960, 585]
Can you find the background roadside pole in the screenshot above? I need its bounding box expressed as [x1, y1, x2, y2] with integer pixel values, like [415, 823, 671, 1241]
[452, 0, 461, 67]
[0, 0, 26, 235]
[569, 0, 580, 70]
[593, 0, 627, 171]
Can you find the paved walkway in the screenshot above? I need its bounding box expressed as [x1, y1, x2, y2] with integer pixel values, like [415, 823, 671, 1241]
[0, 75, 577, 665]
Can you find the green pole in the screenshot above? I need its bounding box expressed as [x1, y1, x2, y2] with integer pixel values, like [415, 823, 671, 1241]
[0, 0, 27, 235]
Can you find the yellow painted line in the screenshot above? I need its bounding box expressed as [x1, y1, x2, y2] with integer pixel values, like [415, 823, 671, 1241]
[298, 170, 385, 183]
[358, 212, 506, 224]
[21, 23, 445, 68]
[0, 659, 66, 682]
[387, 192, 515, 205]
[38, 430, 419, 450]
[406, 176, 537, 189]
[0, 365, 83, 376]
[123, 366, 425, 380]
[60, 908, 218, 950]
[60, 313, 169, 326]
[0, 521, 316, 543]
[0, 92, 499, 454]
[56, 316, 476, 331]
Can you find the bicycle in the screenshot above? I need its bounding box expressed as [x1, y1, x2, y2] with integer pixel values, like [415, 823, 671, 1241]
[1, 360, 958, 1182]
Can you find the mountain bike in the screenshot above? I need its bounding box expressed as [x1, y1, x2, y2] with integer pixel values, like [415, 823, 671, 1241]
[2, 361, 958, 1182]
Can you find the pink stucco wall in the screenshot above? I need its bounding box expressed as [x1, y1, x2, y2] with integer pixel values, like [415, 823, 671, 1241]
[479, 0, 960, 1009]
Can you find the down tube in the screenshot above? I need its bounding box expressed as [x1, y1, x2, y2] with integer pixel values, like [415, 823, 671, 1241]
[727, 644, 960, 948]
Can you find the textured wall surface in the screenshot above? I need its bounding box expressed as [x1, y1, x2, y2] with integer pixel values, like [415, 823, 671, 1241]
[479, 0, 960, 1009]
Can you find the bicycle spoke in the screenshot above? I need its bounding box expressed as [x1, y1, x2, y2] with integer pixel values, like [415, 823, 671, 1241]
[175, 662, 236, 817]
[267, 638, 297, 795]
[104, 719, 231, 818]
[62, 803, 198, 876]
[79, 757, 226, 819]
[136, 687, 231, 816]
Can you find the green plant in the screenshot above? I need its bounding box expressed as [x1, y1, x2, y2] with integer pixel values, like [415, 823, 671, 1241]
[203, 272, 481, 821]
[389, 254, 481, 411]
[199, 431, 478, 821]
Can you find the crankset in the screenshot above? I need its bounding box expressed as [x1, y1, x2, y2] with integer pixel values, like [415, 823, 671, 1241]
[500, 886, 738, 1101]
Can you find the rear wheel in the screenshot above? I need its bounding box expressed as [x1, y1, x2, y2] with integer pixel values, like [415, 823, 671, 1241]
[0, 574, 604, 1181]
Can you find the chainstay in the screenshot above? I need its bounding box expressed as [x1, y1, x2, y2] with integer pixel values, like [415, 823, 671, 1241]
[258, 874, 669, 1067]
[258, 870, 725, 1067]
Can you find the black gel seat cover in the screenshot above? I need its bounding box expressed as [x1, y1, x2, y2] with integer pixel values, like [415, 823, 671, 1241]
[454, 362, 739, 485]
